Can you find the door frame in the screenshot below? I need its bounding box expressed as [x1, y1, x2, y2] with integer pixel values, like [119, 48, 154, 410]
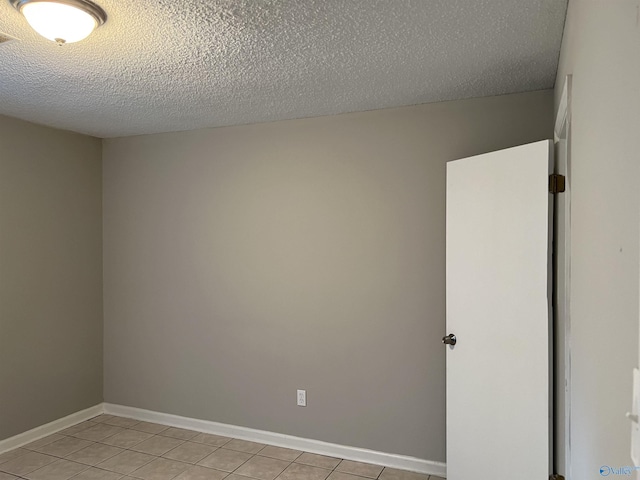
[553, 74, 572, 479]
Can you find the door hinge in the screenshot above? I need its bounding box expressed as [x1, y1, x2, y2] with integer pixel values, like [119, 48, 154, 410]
[549, 174, 566, 194]
[550, 475, 565, 480]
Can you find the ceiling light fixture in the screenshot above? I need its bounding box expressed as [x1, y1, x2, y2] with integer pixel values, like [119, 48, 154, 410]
[11, 0, 106, 45]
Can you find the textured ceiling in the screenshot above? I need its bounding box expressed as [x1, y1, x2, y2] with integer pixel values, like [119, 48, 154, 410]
[0, 0, 567, 138]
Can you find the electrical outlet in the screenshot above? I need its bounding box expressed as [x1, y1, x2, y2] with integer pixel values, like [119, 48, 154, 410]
[297, 389, 307, 407]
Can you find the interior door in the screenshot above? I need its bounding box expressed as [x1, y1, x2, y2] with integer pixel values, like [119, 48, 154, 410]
[553, 75, 571, 479]
[446, 140, 552, 480]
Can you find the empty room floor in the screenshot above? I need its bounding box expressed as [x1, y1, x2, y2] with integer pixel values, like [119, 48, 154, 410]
[0, 416, 443, 480]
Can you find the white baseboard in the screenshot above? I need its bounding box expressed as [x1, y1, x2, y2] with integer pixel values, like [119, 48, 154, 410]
[103, 403, 446, 478]
[0, 404, 104, 455]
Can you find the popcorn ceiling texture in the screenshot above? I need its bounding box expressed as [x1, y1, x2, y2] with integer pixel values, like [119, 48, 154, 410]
[0, 0, 567, 138]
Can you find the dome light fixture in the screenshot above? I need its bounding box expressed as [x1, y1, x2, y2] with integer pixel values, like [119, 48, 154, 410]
[11, 0, 107, 45]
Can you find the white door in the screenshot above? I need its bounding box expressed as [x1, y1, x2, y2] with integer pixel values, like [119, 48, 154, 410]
[553, 75, 571, 479]
[446, 140, 552, 480]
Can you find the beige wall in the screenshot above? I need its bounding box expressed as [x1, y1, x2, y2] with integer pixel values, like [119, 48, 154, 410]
[555, 1, 640, 477]
[103, 91, 553, 462]
[0, 115, 103, 441]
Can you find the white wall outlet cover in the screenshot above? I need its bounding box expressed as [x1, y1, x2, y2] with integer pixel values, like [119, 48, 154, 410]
[297, 389, 307, 407]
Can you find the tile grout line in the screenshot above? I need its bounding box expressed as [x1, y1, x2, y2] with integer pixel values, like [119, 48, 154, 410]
[76, 420, 320, 480]
[229, 451, 292, 480]
[1, 416, 420, 480]
[5, 429, 262, 480]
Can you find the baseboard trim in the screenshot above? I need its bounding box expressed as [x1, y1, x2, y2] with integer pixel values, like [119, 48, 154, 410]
[0, 404, 104, 454]
[103, 403, 446, 478]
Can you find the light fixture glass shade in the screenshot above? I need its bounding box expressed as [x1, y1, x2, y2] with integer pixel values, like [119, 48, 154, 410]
[16, 0, 105, 44]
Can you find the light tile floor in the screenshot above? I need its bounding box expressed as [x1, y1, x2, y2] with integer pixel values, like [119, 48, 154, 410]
[0, 415, 444, 480]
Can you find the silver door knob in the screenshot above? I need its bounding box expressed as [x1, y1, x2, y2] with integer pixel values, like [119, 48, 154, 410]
[442, 334, 457, 346]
